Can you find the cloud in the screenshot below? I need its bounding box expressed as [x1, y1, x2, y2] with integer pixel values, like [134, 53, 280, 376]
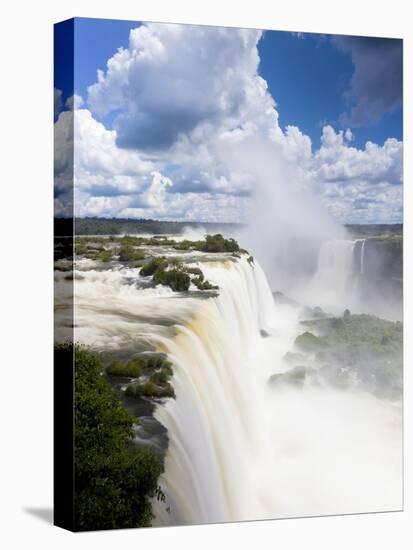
[332, 36, 403, 126]
[312, 125, 402, 223]
[73, 108, 153, 197]
[56, 24, 404, 224]
[314, 125, 402, 185]
[66, 94, 84, 111]
[54, 88, 62, 120]
[87, 24, 269, 152]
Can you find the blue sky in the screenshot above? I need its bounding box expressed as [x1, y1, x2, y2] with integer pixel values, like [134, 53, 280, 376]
[61, 18, 403, 150]
[54, 18, 403, 223]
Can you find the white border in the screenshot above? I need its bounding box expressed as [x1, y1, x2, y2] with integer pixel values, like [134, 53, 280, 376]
[1, 1, 411, 548]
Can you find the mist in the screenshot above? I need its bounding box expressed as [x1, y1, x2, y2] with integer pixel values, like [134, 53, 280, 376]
[218, 136, 345, 295]
[216, 134, 402, 320]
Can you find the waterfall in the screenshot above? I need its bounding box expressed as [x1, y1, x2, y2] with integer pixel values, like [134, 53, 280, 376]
[152, 258, 286, 524]
[314, 240, 356, 293]
[66, 253, 402, 523]
[359, 239, 366, 275]
[152, 257, 402, 524]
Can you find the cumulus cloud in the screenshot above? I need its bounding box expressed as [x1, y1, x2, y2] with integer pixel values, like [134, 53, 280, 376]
[314, 125, 402, 185]
[66, 94, 84, 111]
[54, 88, 62, 120]
[87, 24, 274, 152]
[332, 36, 403, 126]
[56, 23, 404, 224]
[312, 125, 402, 223]
[73, 108, 153, 196]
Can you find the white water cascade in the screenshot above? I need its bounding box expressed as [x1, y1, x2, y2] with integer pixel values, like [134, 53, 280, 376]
[61, 253, 402, 524]
[152, 259, 288, 524]
[314, 240, 355, 294]
[308, 238, 370, 312]
[152, 257, 402, 525]
[306, 239, 362, 312]
[359, 238, 366, 275]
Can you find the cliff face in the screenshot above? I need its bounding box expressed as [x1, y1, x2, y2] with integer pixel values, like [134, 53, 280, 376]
[355, 237, 402, 311]
[360, 237, 402, 280]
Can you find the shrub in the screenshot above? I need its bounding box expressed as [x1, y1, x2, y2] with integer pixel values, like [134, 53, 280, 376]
[153, 269, 190, 292]
[140, 257, 169, 277]
[144, 356, 167, 370]
[192, 277, 218, 291]
[185, 267, 204, 280]
[295, 331, 324, 352]
[98, 249, 113, 262]
[121, 235, 143, 246]
[202, 234, 240, 253]
[106, 360, 142, 378]
[269, 366, 308, 387]
[173, 240, 199, 251]
[75, 242, 87, 256]
[119, 245, 145, 262]
[150, 368, 172, 385]
[125, 381, 175, 399]
[54, 344, 164, 531]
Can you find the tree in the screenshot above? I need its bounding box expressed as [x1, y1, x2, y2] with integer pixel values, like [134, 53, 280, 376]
[56, 344, 164, 531]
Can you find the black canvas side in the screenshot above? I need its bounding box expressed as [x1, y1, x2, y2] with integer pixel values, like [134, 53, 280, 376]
[53, 18, 75, 532]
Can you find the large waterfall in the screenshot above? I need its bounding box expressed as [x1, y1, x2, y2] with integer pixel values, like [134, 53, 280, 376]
[151, 257, 402, 524]
[65, 253, 402, 524]
[152, 259, 292, 524]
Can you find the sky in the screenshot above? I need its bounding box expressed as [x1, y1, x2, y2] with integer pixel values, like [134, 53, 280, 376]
[54, 18, 403, 224]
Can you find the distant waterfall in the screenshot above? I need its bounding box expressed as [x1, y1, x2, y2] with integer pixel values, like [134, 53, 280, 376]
[359, 239, 366, 275]
[309, 238, 371, 311]
[313, 240, 356, 299]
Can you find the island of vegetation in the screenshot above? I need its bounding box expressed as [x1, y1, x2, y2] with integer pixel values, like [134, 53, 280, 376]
[73, 233, 249, 293]
[270, 310, 402, 399]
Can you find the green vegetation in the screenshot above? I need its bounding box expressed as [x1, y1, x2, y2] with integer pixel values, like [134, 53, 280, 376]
[140, 256, 218, 292]
[202, 234, 240, 253]
[120, 235, 176, 247]
[125, 381, 175, 399]
[69, 216, 242, 236]
[75, 241, 88, 256]
[140, 257, 169, 277]
[294, 331, 325, 352]
[173, 240, 198, 251]
[301, 314, 402, 353]
[185, 267, 204, 278]
[153, 268, 191, 292]
[270, 366, 309, 387]
[98, 249, 113, 262]
[106, 360, 142, 378]
[274, 313, 403, 398]
[121, 357, 175, 399]
[73, 233, 246, 294]
[345, 223, 402, 239]
[283, 351, 306, 365]
[106, 355, 173, 378]
[172, 233, 240, 254]
[150, 368, 172, 385]
[56, 344, 164, 531]
[192, 277, 219, 291]
[118, 244, 145, 262]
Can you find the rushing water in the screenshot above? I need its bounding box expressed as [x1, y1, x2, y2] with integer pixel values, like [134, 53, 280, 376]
[151, 258, 402, 524]
[57, 251, 402, 525]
